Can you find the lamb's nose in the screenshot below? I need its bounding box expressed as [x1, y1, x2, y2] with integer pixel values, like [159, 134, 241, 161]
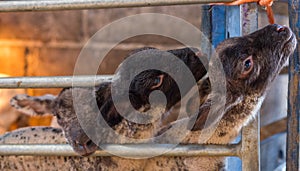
[85, 140, 94, 148]
[276, 25, 286, 32]
[75, 139, 97, 156]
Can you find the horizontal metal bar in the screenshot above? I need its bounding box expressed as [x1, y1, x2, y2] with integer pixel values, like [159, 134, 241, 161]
[0, 0, 234, 12]
[0, 144, 240, 157]
[0, 75, 113, 88]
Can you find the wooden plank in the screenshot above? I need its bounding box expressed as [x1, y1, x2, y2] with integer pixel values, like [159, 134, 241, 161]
[261, 118, 287, 141]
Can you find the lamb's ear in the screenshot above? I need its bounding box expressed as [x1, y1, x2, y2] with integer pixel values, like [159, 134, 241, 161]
[159, 79, 211, 128]
[10, 94, 56, 116]
[190, 101, 211, 131]
[99, 97, 123, 127]
[157, 101, 211, 133]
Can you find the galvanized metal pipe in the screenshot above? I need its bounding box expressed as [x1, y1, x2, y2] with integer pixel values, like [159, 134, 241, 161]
[0, 75, 113, 88]
[240, 4, 260, 171]
[0, 0, 234, 12]
[0, 144, 240, 157]
[241, 117, 260, 171]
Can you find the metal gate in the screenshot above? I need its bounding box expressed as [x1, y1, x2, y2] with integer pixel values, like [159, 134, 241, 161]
[0, 1, 298, 171]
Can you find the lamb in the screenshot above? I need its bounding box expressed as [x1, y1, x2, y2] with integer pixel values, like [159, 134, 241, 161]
[4, 24, 296, 170]
[9, 47, 207, 155]
[3, 47, 206, 171]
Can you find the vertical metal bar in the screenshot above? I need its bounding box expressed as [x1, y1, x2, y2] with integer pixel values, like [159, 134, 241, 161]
[226, 5, 242, 171]
[241, 4, 258, 35]
[287, 0, 300, 170]
[241, 4, 260, 171]
[200, 5, 212, 57]
[241, 117, 260, 171]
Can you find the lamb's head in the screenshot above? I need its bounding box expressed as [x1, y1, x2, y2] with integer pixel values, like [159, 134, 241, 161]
[217, 24, 296, 96]
[10, 92, 97, 156]
[50, 88, 99, 156]
[120, 47, 207, 115]
[173, 24, 296, 132]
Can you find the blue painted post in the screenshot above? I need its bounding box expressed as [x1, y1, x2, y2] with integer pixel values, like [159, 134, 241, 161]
[287, 0, 300, 170]
[226, 6, 241, 38]
[211, 6, 226, 47]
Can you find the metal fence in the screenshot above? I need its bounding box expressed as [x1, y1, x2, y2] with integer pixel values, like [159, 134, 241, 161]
[0, 1, 298, 171]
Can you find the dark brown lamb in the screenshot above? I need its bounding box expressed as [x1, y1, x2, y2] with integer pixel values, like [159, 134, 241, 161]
[7, 24, 296, 170]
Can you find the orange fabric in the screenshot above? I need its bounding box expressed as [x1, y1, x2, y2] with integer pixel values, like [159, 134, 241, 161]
[266, 6, 274, 24]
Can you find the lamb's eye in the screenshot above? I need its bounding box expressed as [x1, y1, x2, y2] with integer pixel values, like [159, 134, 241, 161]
[150, 75, 164, 90]
[244, 58, 252, 71]
[240, 56, 254, 78]
[154, 77, 161, 84]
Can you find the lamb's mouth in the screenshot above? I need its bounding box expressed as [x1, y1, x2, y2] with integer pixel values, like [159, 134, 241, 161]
[75, 148, 97, 156]
[73, 141, 98, 156]
[81, 151, 95, 157]
[286, 34, 295, 44]
[283, 29, 296, 50]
